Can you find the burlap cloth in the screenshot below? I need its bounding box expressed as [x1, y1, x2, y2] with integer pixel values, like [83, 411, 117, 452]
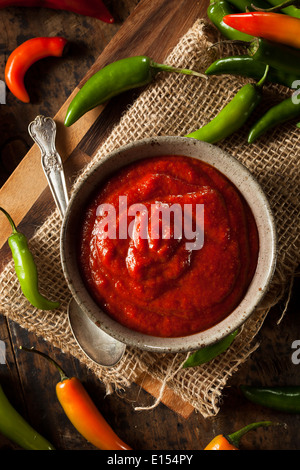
[0, 19, 299, 417]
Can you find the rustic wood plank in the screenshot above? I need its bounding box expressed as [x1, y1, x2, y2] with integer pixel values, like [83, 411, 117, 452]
[135, 371, 195, 419]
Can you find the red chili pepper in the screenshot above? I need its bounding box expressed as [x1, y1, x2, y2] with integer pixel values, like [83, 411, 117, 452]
[20, 346, 132, 450]
[223, 12, 300, 49]
[5, 36, 68, 103]
[0, 0, 114, 23]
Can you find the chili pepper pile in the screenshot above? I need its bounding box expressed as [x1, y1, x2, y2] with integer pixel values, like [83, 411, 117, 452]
[205, 0, 300, 142]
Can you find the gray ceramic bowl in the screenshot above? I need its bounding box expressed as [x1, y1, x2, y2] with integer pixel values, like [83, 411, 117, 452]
[60, 136, 277, 353]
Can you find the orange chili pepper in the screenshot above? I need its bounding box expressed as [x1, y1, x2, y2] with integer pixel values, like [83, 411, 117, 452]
[20, 347, 131, 450]
[5, 36, 68, 103]
[205, 434, 239, 450]
[204, 421, 278, 450]
[223, 12, 300, 49]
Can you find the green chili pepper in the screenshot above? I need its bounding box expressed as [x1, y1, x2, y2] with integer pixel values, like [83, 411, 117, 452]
[205, 55, 298, 88]
[183, 330, 238, 368]
[248, 94, 300, 142]
[253, 0, 300, 18]
[249, 38, 300, 75]
[64, 55, 206, 127]
[186, 65, 269, 143]
[226, 0, 272, 12]
[241, 385, 300, 413]
[207, 0, 253, 41]
[0, 207, 60, 310]
[0, 383, 55, 450]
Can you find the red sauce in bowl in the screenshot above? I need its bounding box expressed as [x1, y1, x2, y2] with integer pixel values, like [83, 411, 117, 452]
[79, 155, 259, 338]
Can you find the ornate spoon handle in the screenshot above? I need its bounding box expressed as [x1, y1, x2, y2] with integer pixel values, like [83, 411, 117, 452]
[28, 115, 69, 217]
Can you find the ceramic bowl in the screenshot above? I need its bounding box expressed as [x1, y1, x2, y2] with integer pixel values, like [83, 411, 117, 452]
[60, 136, 277, 353]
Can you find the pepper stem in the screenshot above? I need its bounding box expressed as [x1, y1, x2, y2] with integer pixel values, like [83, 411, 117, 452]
[257, 64, 269, 87]
[250, 0, 300, 11]
[151, 61, 207, 79]
[0, 207, 18, 234]
[20, 346, 69, 382]
[248, 38, 260, 57]
[227, 421, 278, 448]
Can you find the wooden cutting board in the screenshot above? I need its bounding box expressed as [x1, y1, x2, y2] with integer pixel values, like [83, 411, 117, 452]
[0, 0, 209, 418]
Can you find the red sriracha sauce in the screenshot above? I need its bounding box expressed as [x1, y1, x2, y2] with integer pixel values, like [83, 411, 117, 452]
[79, 155, 258, 338]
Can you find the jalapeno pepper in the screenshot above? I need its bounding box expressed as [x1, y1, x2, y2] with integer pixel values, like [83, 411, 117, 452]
[249, 38, 300, 75]
[186, 65, 269, 143]
[183, 330, 238, 368]
[241, 385, 300, 412]
[248, 94, 300, 142]
[5, 36, 68, 103]
[20, 347, 132, 450]
[205, 55, 298, 88]
[0, 383, 55, 450]
[64, 55, 206, 127]
[204, 421, 278, 450]
[207, 0, 254, 41]
[0, 207, 60, 310]
[223, 12, 300, 49]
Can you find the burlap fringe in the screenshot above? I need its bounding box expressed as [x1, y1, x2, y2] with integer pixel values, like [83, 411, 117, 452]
[0, 19, 299, 417]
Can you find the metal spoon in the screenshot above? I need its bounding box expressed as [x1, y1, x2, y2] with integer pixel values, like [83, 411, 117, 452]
[67, 297, 126, 366]
[28, 115, 126, 366]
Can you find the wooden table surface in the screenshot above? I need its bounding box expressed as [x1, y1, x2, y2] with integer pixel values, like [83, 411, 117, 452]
[0, 0, 299, 452]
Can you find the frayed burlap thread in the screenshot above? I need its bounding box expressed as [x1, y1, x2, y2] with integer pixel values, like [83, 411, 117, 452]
[0, 19, 299, 417]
